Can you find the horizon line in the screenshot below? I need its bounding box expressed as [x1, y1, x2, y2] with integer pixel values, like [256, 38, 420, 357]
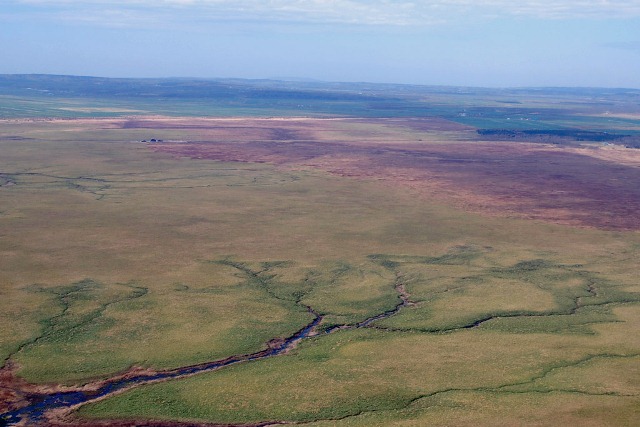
[2, 73, 640, 92]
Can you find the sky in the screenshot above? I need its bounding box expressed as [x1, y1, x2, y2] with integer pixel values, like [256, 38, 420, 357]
[2, 0, 640, 88]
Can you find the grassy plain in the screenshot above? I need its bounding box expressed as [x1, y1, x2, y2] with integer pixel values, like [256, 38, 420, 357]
[1, 83, 639, 425]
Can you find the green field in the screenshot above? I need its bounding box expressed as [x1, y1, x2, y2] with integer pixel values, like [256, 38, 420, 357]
[1, 76, 639, 426]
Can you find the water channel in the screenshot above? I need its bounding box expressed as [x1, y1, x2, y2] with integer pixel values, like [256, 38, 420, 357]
[2, 288, 410, 426]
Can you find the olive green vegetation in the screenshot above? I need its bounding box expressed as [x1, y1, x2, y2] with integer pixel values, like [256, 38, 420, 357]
[81, 310, 640, 424]
[1, 119, 639, 425]
[370, 252, 640, 334]
[8, 276, 313, 384]
[79, 259, 640, 425]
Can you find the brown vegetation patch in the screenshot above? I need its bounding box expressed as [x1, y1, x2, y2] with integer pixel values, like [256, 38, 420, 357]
[47, 417, 281, 427]
[46, 419, 285, 427]
[144, 117, 640, 231]
[0, 362, 30, 414]
[0, 362, 153, 417]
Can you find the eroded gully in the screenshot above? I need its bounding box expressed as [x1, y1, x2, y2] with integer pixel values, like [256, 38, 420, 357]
[1, 280, 413, 426]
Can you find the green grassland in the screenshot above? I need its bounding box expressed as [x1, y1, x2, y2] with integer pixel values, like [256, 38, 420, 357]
[1, 83, 639, 425]
[78, 253, 640, 425]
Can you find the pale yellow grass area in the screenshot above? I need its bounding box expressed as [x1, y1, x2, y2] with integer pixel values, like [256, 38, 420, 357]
[591, 112, 640, 120]
[568, 144, 640, 167]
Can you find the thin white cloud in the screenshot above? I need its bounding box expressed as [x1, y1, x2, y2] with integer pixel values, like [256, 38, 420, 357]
[56, 8, 164, 28]
[10, 0, 640, 27]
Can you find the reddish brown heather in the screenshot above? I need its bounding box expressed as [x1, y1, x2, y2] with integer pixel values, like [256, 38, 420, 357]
[133, 117, 640, 231]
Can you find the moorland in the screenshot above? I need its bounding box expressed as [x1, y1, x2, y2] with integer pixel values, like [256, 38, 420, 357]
[1, 75, 639, 426]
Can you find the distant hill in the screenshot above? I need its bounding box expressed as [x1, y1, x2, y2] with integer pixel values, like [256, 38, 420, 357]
[2, 74, 638, 101]
[1, 75, 639, 132]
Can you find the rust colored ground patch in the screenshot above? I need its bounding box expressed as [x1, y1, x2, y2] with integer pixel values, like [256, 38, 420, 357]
[141, 117, 640, 231]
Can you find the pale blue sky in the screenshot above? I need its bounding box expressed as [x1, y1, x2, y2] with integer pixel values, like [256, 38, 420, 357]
[2, 1, 640, 88]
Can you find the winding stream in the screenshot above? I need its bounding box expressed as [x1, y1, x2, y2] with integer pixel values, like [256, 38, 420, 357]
[2, 285, 411, 426]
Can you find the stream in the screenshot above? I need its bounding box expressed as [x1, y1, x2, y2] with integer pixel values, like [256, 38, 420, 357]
[2, 287, 411, 426]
